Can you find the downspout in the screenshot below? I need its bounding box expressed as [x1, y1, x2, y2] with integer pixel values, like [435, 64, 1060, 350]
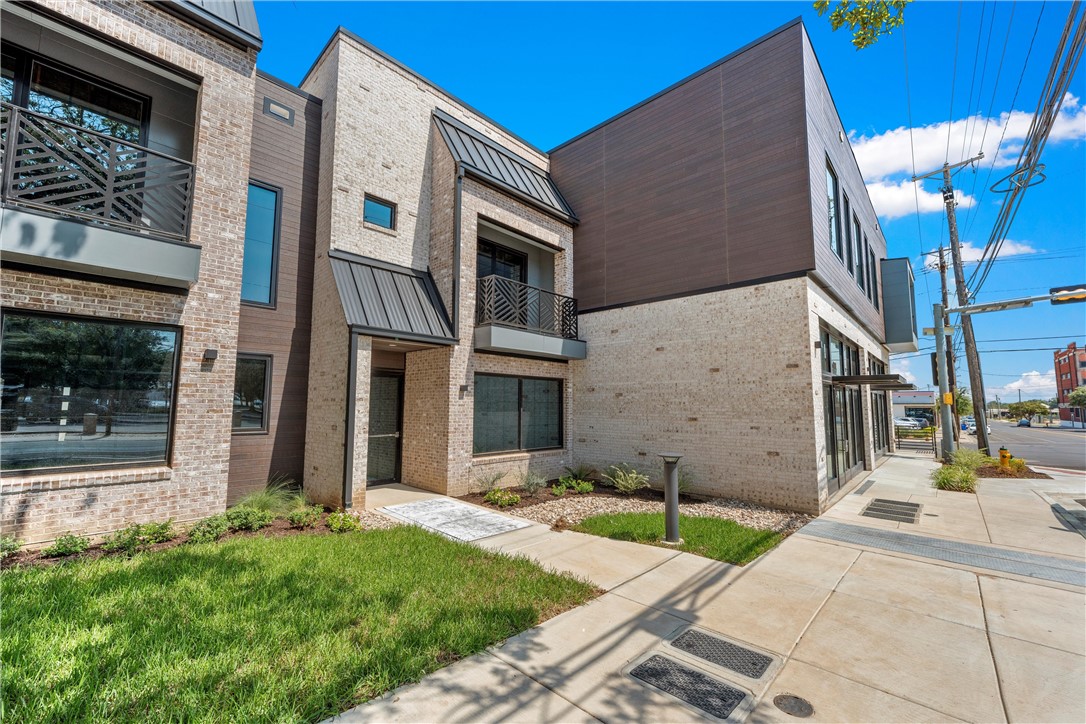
[342, 329, 359, 508]
[452, 163, 465, 338]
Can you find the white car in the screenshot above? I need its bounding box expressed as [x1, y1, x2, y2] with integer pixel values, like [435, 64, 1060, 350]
[893, 417, 921, 429]
[967, 422, 991, 435]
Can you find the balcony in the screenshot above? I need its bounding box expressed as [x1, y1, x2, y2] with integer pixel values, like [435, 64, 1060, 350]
[0, 102, 200, 288]
[474, 274, 586, 360]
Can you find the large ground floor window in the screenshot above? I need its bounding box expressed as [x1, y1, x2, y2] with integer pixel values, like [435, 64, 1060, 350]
[473, 373, 562, 454]
[0, 311, 180, 473]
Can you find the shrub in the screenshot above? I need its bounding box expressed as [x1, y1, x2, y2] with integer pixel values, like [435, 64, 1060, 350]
[1008, 457, 1027, 474]
[102, 520, 177, 555]
[288, 505, 324, 529]
[483, 488, 521, 508]
[475, 470, 505, 494]
[0, 534, 21, 560]
[188, 514, 230, 544]
[571, 479, 594, 494]
[224, 506, 275, 532]
[950, 449, 998, 472]
[564, 463, 598, 481]
[519, 470, 548, 497]
[558, 475, 592, 494]
[602, 464, 650, 495]
[326, 510, 363, 533]
[42, 534, 89, 558]
[550, 483, 568, 497]
[234, 475, 307, 516]
[931, 465, 977, 493]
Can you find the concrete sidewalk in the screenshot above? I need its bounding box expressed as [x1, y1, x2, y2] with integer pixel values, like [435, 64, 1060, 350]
[336, 453, 1086, 723]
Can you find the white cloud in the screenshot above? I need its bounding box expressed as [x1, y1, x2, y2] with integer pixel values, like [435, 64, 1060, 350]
[988, 369, 1056, 401]
[892, 357, 918, 385]
[851, 93, 1086, 182]
[923, 239, 1038, 268]
[867, 180, 975, 220]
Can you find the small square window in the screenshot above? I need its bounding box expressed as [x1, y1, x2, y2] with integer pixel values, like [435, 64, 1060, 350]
[363, 195, 396, 230]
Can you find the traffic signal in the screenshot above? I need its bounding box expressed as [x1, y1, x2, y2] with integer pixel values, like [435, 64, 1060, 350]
[1051, 284, 1086, 305]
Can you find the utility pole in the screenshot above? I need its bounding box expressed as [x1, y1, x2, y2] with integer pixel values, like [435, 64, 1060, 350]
[933, 303, 956, 462]
[937, 246, 960, 441]
[913, 153, 991, 454]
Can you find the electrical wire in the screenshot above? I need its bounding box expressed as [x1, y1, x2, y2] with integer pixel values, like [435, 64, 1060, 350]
[946, 0, 964, 162]
[902, 25, 934, 309]
[960, 1, 989, 163]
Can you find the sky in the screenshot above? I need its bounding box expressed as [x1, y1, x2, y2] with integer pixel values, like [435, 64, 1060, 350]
[253, 0, 1086, 405]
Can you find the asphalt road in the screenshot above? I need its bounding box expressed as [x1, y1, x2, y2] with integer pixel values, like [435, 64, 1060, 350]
[962, 421, 1086, 471]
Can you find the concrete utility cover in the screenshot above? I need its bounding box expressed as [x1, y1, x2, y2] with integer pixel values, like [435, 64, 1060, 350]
[380, 498, 530, 542]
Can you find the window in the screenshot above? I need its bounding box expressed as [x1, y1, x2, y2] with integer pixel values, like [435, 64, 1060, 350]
[843, 196, 854, 274]
[477, 239, 527, 282]
[241, 182, 279, 306]
[0, 311, 179, 472]
[869, 247, 880, 310]
[363, 195, 396, 229]
[826, 163, 842, 259]
[855, 221, 866, 290]
[233, 355, 270, 432]
[473, 374, 562, 454]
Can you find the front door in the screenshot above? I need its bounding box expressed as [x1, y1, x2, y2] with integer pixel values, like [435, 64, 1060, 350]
[831, 386, 850, 494]
[366, 370, 403, 485]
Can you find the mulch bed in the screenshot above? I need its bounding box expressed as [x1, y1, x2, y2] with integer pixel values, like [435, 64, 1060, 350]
[457, 484, 701, 512]
[2, 513, 391, 571]
[975, 465, 1051, 479]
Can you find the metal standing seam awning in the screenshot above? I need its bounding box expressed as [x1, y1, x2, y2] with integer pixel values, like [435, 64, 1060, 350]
[830, 374, 915, 391]
[431, 108, 578, 225]
[328, 249, 456, 345]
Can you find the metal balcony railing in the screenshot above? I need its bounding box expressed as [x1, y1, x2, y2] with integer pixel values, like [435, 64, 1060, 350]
[476, 274, 579, 339]
[1, 102, 195, 242]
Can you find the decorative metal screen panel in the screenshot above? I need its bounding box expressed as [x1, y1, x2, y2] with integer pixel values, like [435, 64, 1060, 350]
[1, 102, 194, 242]
[476, 274, 578, 339]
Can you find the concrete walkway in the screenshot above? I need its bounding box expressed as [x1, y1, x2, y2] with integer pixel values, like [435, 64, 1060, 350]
[335, 454, 1086, 723]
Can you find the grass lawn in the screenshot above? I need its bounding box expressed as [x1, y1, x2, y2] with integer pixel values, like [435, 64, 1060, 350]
[575, 513, 783, 565]
[2, 526, 596, 723]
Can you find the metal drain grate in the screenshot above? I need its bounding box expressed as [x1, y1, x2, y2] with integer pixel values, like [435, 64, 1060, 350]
[853, 478, 877, 495]
[630, 655, 746, 719]
[670, 630, 772, 679]
[861, 498, 921, 524]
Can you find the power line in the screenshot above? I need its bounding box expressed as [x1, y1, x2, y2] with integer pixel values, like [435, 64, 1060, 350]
[960, 1, 989, 163]
[902, 25, 933, 309]
[946, 0, 964, 162]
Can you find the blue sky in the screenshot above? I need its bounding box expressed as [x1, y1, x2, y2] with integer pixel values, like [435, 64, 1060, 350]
[254, 1, 1085, 404]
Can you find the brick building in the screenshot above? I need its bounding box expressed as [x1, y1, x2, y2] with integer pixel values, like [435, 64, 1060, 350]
[1, 5, 915, 544]
[1054, 342, 1086, 425]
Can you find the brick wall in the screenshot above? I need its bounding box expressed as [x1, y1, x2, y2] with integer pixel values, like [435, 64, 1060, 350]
[1, 0, 256, 544]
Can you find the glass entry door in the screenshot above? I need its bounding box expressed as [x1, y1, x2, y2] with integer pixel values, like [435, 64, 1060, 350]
[366, 371, 403, 485]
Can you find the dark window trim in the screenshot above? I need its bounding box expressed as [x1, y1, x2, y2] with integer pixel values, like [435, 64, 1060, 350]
[473, 372, 564, 455]
[854, 215, 865, 291]
[842, 194, 853, 275]
[0, 307, 183, 477]
[232, 352, 272, 435]
[241, 179, 282, 309]
[826, 159, 842, 260]
[477, 237, 528, 283]
[3, 42, 152, 145]
[261, 96, 295, 126]
[363, 194, 397, 230]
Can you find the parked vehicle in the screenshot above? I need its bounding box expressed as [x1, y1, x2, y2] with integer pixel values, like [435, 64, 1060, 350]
[1017, 418, 1032, 427]
[906, 417, 930, 428]
[967, 422, 991, 435]
[893, 417, 921, 429]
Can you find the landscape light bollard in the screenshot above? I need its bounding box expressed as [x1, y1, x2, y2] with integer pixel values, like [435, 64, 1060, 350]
[659, 453, 683, 545]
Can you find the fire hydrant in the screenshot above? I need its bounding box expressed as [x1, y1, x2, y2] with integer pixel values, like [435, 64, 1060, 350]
[999, 446, 1012, 468]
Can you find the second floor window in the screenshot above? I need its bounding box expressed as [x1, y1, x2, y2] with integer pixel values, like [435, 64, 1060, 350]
[477, 239, 526, 282]
[363, 195, 396, 229]
[826, 162, 842, 259]
[241, 182, 280, 306]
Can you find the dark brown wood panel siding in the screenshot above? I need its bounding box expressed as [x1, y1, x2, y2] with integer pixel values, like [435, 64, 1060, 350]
[228, 75, 321, 502]
[550, 23, 814, 311]
[802, 31, 887, 342]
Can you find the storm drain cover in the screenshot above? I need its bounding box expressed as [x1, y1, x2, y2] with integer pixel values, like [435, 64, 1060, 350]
[670, 629, 772, 679]
[630, 654, 746, 719]
[862, 498, 921, 524]
[773, 694, 814, 718]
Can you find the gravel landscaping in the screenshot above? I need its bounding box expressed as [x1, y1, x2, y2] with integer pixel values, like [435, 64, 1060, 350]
[509, 495, 811, 534]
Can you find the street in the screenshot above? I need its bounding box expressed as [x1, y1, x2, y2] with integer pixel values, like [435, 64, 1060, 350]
[963, 420, 1086, 471]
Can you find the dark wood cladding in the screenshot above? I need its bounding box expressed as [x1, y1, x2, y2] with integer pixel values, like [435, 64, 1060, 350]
[228, 74, 321, 502]
[802, 31, 887, 342]
[550, 23, 814, 311]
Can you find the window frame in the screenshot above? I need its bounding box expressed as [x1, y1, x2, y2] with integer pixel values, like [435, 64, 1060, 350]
[868, 245, 880, 310]
[843, 194, 854, 275]
[826, 161, 843, 260]
[241, 179, 282, 309]
[363, 194, 397, 230]
[472, 372, 563, 455]
[0, 307, 182, 476]
[232, 353, 273, 434]
[477, 238, 528, 283]
[2, 42, 151, 145]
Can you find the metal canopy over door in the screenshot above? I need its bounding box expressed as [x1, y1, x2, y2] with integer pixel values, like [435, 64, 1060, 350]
[366, 370, 403, 485]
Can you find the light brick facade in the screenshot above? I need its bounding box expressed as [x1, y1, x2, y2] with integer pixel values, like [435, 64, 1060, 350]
[1, 0, 257, 544]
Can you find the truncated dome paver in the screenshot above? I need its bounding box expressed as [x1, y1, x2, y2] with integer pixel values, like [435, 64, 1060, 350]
[629, 654, 747, 720]
[669, 629, 773, 679]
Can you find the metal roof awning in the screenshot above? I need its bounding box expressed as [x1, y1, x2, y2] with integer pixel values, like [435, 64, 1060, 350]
[329, 250, 456, 345]
[432, 108, 578, 225]
[831, 374, 915, 391]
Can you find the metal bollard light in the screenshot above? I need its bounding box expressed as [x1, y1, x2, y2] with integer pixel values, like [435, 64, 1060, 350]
[659, 452, 683, 544]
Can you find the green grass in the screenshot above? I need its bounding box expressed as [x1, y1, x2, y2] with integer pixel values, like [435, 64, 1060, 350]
[574, 513, 783, 565]
[1, 527, 596, 723]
